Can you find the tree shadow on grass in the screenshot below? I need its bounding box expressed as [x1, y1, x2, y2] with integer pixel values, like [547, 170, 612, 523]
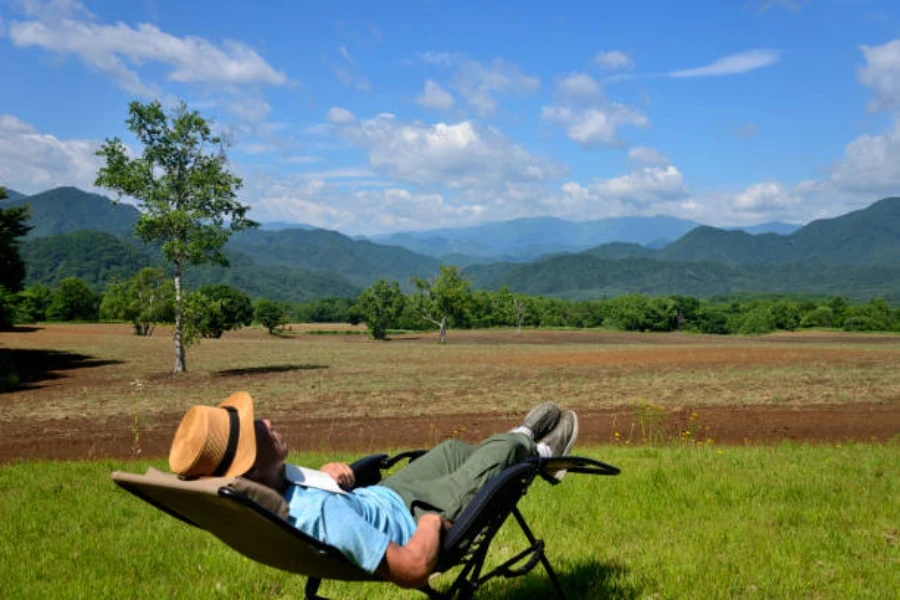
[470, 559, 642, 600]
[0, 348, 122, 393]
[217, 364, 329, 377]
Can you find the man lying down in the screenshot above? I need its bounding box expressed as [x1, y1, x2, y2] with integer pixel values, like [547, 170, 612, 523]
[167, 392, 578, 589]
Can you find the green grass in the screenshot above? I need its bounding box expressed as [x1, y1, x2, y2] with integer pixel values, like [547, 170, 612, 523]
[2, 444, 897, 599]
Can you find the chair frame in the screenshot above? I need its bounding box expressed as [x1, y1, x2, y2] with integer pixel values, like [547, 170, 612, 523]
[114, 451, 619, 600]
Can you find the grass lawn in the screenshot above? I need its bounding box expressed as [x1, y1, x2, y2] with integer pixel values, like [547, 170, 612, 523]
[2, 443, 897, 599]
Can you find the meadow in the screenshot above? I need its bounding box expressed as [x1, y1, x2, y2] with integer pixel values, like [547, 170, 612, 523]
[1, 323, 898, 598]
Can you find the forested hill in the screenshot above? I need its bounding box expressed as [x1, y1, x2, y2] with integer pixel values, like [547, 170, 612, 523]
[9, 185, 900, 302]
[466, 254, 900, 303]
[2, 188, 27, 201]
[10, 186, 436, 296]
[467, 197, 900, 301]
[10, 187, 141, 238]
[370, 214, 706, 263]
[658, 197, 900, 266]
[227, 228, 440, 288]
[20, 230, 361, 301]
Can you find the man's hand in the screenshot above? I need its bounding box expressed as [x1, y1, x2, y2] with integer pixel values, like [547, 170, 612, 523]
[320, 462, 355, 490]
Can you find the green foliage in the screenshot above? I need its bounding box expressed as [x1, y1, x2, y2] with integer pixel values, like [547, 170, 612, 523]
[800, 305, 834, 328]
[14, 285, 52, 323]
[842, 298, 896, 332]
[412, 265, 473, 343]
[47, 277, 99, 322]
[99, 268, 174, 335]
[354, 279, 405, 340]
[95, 100, 257, 373]
[254, 299, 288, 334]
[21, 230, 157, 289]
[182, 291, 220, 344]
[738, 305, 777, 335]
[0, 186, 32, 296]
[0, 285, 17, 331]
[291, 297, 357, 324]
[191, 284, 254, 338]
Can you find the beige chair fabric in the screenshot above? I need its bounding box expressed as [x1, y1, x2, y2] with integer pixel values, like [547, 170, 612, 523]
[111, 468, 380, 582]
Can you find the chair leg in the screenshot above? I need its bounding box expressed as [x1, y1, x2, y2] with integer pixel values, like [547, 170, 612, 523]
[305, 577, 327, 600]
[512, 508, 566, 600]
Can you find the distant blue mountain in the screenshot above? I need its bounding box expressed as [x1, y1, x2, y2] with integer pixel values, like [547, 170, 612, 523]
[258, 221, 315, 231]
[370, 215, 704, 263]
[1, 187, 26, 201]
[726, 221, 800, 236]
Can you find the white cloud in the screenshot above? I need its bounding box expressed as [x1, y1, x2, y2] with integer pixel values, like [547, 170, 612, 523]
[594, 50, 633, 70]
[858, 40, 900, 112]
[416, 80, 455, 111]
[589, 166, 688, 207]
[326, 106, 357, 124]
[9, 13, 288, 94]
[454, 58, 540, 116]
[670, 49, 781, 78]
[627, 146, 671, 166]
[338, 45, 353, 62]
[829, 116, 900, 194]
[245, 172, 490, 235]
[733, 181, 799, 212]
[0, 113, 101, 193]
[335, 113, 565, 191]
[542, 73, 648, 147]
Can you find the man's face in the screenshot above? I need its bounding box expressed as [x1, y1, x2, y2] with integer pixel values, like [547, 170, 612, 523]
[253, 418, 288, 471]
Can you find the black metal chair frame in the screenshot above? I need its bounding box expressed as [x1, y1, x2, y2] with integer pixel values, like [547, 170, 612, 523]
[114, 451, 619, 600]
[302, 450, 620, 600]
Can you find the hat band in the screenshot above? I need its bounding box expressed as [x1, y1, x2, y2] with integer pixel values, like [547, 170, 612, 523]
[212, 406, 241, 477]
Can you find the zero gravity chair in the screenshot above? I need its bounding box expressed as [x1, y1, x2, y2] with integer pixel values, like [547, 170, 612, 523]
[111, 450, 620, 600]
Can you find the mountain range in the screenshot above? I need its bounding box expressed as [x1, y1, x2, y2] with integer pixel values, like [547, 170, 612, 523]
[5, 185, 899, 303]
[367, 215, 800, 264]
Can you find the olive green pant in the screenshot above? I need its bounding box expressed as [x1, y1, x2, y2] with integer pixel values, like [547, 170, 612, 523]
[381, 432, 537, 523]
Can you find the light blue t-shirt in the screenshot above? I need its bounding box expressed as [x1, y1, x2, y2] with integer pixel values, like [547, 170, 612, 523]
[283, 476, 417, 573]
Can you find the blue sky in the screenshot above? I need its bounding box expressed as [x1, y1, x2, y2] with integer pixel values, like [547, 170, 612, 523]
[2, 0, 900, 235]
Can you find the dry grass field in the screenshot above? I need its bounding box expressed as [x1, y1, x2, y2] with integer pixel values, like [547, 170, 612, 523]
[1, 323, 899, 462]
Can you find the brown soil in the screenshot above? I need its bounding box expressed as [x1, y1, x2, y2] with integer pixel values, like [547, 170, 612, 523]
[2, 326, 898, 464]
[3, 403, 897, 464]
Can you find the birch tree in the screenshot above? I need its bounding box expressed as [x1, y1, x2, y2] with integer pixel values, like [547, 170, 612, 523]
[412, 265, 471, 343]
[95, 101, 256, 373]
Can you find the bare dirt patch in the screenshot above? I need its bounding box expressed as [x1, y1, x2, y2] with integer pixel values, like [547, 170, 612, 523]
[1, 403, 898, 464]
[2, 325, 898, 463]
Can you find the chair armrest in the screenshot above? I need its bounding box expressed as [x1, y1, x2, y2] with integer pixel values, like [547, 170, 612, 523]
[349, 449, 428, 488]
[349, 454, 390, 488]
[537, 455, 620, 484]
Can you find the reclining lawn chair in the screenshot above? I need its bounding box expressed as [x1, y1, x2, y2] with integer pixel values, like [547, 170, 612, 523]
[111, 451, 619, 600]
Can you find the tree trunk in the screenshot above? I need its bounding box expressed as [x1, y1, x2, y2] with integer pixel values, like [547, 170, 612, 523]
[438, 316, 447, 344]
[173, 264, 186, 374]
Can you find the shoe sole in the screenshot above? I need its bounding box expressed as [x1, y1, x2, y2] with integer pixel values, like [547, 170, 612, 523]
[552, 412, 579, 481]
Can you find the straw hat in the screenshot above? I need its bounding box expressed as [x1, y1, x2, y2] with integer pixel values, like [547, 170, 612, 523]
[169, 391, 257, 478]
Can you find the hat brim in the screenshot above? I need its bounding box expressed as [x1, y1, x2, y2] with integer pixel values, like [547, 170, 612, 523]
[217, 391, 257, 477]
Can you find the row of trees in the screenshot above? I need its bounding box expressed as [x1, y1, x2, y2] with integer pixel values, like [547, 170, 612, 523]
[344, 276, 900, 339]
[5, 264, 900, 340]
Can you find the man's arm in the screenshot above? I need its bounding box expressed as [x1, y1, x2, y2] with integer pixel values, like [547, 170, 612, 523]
[376, 513, 443, 588]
